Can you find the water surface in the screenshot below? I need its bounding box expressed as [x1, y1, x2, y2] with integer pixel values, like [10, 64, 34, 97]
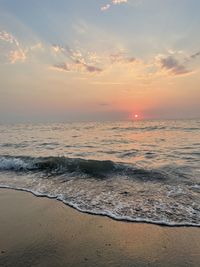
[0, 119, 200, 226]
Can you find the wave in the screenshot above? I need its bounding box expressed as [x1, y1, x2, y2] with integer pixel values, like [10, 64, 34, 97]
[0, 142, 29, 148]
[0, 155, 199, 227]
[0, 185, 199, 227]
[0, 155, 168, 181]
[110, 125, 200, 132]
[0, 155, 115, 177]
[111, 126, 167, 131]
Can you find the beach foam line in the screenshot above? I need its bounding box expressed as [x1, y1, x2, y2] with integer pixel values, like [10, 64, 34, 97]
[0, 184, 199, 228]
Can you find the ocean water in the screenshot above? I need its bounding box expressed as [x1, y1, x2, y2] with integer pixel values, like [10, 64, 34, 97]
[0, 119, 200, 226]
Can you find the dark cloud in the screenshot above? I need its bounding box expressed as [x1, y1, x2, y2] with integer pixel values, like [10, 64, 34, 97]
[190, 51, 200, 59]
[159, 56, 190, 75]
[53, 62, 70, 71]
[84, 64, 102, 73]
[128, 57, 136, 63]
[98, 102, 110, 106]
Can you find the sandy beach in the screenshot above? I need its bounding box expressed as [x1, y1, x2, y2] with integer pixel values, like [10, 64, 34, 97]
[0, 189, 199, 267]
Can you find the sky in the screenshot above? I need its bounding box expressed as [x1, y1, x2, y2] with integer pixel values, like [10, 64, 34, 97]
[0, 0, 200, 122]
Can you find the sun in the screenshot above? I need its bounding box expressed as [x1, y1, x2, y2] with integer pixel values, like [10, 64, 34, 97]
[129, 112, 142, 120]
[134, 114, 139, 119]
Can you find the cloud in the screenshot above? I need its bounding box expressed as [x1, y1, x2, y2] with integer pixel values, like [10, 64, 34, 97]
[9, 50, 26, 64]
[157, 55, 191, 76]
[190, 51, 200, 59]
[52, 45, 138, 74]
[53, 62, 71, 72]
[52, 44, 66, 54]
[101, 4, 111, 11]
[52, 45, 103, 73]
[52, 43, 198, 78]
[29, 42, 43, 51]
[110, 52, 136, 64]
[53, 61, 103, 73]
[52, 44, 82, 61]
[101, 0, 128, 11]
[84, 64, 102, 73]
[98, 102, 110, 106]
[112, 0, 128, 4]
[52, 44, 103, 73]
[0, 30, 26, 63]
[0, 30, 19, 46]
[52, 44, 139, 75]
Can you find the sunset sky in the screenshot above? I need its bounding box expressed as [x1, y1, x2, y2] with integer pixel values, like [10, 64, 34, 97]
[0, 0, 200, 122]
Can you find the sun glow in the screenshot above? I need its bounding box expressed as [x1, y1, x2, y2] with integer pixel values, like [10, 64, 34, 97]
[134, 114, 139, 119]
[128, 113, 142, 120]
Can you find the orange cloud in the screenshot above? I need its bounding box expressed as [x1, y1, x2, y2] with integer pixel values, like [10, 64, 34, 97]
[0, 30, 27, 63]
[9, 49, 26, 64]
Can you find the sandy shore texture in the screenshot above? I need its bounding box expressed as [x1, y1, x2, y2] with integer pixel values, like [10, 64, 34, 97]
[0, 189, 199, 267]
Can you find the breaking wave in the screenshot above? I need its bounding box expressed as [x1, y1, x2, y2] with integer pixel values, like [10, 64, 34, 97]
[0, 155, 168, 181]
[0, 155, 199, 227]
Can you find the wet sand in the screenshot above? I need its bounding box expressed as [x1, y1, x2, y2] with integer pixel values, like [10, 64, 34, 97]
[0, 189, 199, 267]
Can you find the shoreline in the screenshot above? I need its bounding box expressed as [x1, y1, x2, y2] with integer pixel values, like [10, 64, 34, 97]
[0, 186, 199, 228]
[0, 188, 200, 267]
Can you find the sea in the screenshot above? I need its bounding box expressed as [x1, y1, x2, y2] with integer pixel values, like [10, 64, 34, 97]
[0, 119, 200, 226]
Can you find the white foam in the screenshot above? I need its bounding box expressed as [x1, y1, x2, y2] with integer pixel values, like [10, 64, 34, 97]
[0, 185, 199, 228]
[0, 157, 29, 171]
